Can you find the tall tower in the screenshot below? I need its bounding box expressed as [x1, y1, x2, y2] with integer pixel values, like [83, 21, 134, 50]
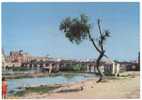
[2, 48, 6, 69]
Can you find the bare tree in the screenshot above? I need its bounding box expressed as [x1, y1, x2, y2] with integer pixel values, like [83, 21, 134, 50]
[59, 14, 111, 83]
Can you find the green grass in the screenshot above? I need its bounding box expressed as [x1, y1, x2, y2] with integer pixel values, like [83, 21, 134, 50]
[14, 91, 26, 97]
[14, 85, 61, 97]
[26, 86, 58, 93]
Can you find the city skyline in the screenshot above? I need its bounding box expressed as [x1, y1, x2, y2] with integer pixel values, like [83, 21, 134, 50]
[2, 2, 139, 61]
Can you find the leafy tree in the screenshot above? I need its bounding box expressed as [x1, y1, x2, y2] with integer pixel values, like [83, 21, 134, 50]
[59, 14, 111, 83]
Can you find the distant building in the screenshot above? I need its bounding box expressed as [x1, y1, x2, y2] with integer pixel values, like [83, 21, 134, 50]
[119, 61, 139, 71]
[2, 49, 50, 69]
[2, 50, 34, 68]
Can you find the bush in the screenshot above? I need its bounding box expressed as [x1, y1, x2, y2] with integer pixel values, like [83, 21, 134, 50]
[60, 63, 86, 72]
[12, 67, 29, 71]
[73, 64, 80, 71]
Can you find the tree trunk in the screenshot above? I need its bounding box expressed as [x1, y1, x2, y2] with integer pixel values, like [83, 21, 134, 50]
[96, 52, 104, 83]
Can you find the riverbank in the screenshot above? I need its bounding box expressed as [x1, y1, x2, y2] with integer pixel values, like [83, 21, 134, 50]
[8, 71, 140, 99]
[13, 84, 63, 97]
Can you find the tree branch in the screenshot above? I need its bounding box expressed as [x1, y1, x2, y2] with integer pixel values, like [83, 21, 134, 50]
[88, 31, 109, 60]
[98, 19, 104, 51]
[87, 32, 102, 53]
[97, 19, 103, 36]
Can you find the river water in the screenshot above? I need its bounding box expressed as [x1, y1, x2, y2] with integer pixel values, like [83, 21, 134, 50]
[7, 72, 96, 95]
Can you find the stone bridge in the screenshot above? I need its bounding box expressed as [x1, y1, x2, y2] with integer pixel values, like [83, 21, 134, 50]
[21, 60, 109, 74]
[3, 59, 119, 76]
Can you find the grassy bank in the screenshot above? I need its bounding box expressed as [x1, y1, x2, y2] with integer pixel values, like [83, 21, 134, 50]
[14, 85, 62, 97]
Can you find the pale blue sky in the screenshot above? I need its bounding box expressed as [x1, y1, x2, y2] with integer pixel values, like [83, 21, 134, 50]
[2, 2, 139, 61]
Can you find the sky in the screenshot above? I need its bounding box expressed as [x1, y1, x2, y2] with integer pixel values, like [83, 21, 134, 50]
[2, 2, 139, 61]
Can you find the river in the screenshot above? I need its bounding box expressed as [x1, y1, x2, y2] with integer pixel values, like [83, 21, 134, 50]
[7, 72, 96, 95]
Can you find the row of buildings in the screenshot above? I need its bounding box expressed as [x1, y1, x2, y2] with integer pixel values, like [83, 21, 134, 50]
[2, 49, 49, 68]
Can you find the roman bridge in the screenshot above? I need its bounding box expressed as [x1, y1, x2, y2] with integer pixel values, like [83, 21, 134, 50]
[21, 60, 106, 74]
